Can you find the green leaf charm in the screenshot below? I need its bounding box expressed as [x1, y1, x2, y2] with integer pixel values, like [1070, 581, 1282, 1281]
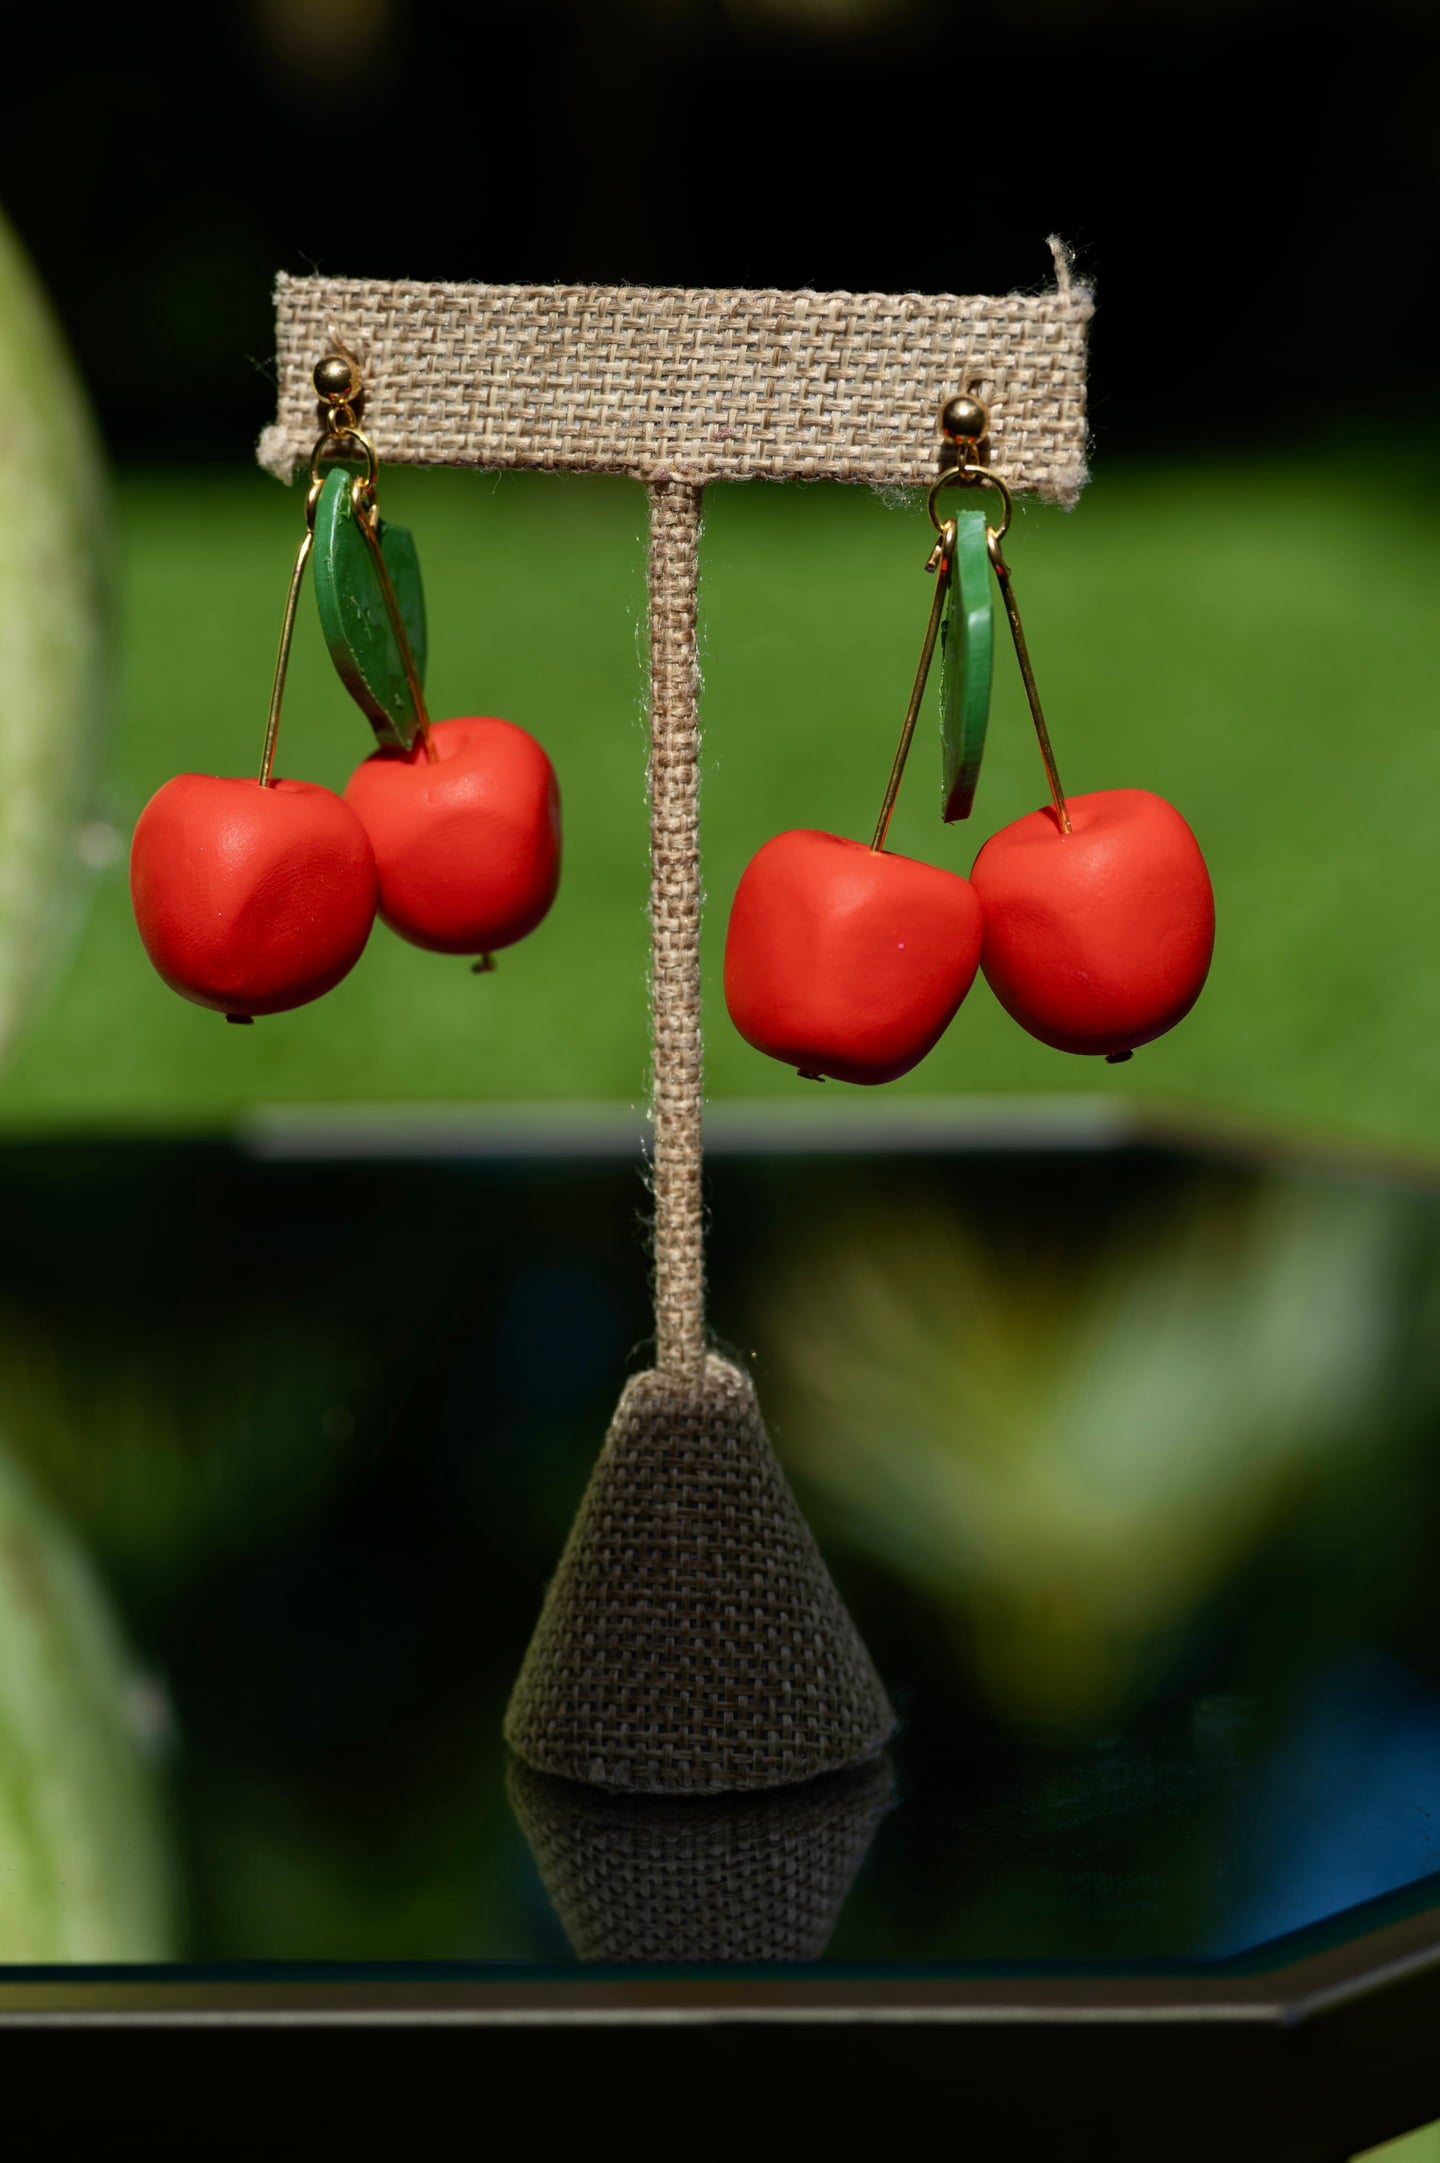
[940, 507, 994, 822]
[312, 466, 429, 753]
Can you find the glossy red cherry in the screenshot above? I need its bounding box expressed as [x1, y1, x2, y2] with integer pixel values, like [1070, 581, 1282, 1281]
[970, 788, 1214, 1058]
[724, 829, 984, 1085]
[131, 775, 378, 1019]
[344, 716, 561, 958]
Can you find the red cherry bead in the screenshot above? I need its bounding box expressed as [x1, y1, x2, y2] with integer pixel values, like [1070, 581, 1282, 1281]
[344, 716, 561, 956]
[724, 830, 984, 1086]
[130, 775, 378, 1018]
[970, 788, 1214, 1058]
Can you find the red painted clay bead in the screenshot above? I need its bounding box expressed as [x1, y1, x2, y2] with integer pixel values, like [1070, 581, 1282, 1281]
[724, 829, 984, 1086]
[970, 788, 1214, 1058]
[130, 775, 379, 1018]
[344, 716, 561, 957]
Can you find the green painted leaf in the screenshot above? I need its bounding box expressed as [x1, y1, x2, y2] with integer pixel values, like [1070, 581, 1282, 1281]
[312, 466, 428, 752]
[940, 508, 994, 822]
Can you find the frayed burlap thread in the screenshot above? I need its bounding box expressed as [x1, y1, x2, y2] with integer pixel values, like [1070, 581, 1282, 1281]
[508, 1755, 895, 1963]
[503, 1358, 895, 1792]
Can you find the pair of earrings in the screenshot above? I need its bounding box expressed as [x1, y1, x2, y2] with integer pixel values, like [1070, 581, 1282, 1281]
[723, 392, 1215, 1084]
[131, 353, 561, 1022]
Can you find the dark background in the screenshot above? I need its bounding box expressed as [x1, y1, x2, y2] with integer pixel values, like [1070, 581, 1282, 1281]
[6, 1127, 1439, 1965]
[5, 0, 1436, 464]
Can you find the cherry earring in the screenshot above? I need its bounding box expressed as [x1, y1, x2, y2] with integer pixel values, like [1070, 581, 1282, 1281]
[316, 365, 561, 976]
[724, 386, 1213, 1085]
[131, 347, 562, 1022]
[129, 358, 380, 1024]
[931, 393, 1215, 1065]
[723, 467, 984, 1087]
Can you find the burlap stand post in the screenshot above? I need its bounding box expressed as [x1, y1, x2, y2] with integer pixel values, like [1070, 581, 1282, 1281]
[507, 474, 902, 1790]
[261, 248, 1092, 1794]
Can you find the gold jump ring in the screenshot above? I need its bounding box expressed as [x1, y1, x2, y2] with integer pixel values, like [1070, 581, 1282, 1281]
[928, 462, 1013, 541]
[309, 424, 379, 493]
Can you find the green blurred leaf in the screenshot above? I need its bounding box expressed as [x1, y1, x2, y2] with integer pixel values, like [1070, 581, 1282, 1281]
[0, 1444, 174, 1958]
[0, 209, 108, 1065]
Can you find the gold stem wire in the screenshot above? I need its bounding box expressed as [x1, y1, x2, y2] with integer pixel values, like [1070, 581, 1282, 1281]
[257, 525, 315, 788]
[871, 526, 953, 852]
[987, 532, 1071, 834]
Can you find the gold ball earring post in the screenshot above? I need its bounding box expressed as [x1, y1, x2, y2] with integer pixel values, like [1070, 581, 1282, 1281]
[314, 352, 362, 406]
[939, 391, 990, 443]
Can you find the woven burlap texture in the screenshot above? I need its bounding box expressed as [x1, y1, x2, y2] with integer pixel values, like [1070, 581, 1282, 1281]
[258, 248, 1092, 503]
[503, 1357, 895, 1793]
[648, 477, 706, 1368]
[508, 1755, 894, 1963]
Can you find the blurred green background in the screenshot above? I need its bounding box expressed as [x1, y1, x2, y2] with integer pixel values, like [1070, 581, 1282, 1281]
[2, 451, 1438, 1156]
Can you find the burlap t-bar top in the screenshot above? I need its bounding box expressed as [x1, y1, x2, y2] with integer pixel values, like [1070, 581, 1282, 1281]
[262, 245, 1092, 1795]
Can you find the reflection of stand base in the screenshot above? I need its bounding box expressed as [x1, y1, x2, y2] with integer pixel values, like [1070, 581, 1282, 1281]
[504, 1355, 895, 1794]
[509, 1754, 895, 1963]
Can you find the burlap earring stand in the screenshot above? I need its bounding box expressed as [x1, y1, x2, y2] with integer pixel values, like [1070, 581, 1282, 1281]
[509, 1754, 895, 1963]
[261, 245, 1092, 1794]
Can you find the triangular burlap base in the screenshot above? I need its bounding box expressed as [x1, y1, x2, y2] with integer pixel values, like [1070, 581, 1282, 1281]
[504, 1355, 895, 1793]
[508, 1754, 894, 1962]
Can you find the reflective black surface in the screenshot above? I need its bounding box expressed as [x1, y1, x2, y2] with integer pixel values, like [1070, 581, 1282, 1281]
[0, 1120, 1437, 1972]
